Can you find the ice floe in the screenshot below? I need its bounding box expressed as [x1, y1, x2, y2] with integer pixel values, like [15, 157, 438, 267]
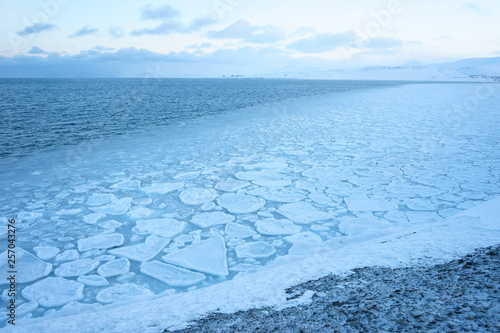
[162, 236, 228, 276]
[77, 233, 124, 252]
[77, 275, 109, 287]
[54, 259, 100, 277]
[224, 223, 256, 239]
[142, 182, 184, 194]
[0, 248, 52, 284]
[247, 188, 306, 203]
[90, 197, 132, 215]
[234, 241, 276, 259]
[22, 277, 84, 307]
[95, 283, 154, 304]
[214, 180, 250, 192]
[190, 211, 235, 228]
[255, 218, 302, 236]
[344, 197, 399, 212]
[179, 188, 218, 205]
[109, 235, 170, 262]
[140, 261, 206, 287]
[110, 180, 141, 190]
[276, 202, 331, 224]
[83, 212, 107, 225]
[33, 246, 60, 260]
[132, 218, 186, 238]
[86, 193, 116, 206]
[217, 193, 265, 214]
[55, 249, 80, 262]
[97, 258, 130, 277]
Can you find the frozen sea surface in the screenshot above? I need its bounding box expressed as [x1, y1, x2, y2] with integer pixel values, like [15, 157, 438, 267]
[1, 82, 500, 327]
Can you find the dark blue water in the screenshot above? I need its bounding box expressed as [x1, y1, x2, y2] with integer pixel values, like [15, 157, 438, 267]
[0, 79, 400, 157]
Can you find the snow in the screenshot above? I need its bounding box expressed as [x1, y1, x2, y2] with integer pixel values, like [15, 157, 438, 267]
[162, 236, 229, 276]
[338, 217, 393, 236]
[132, 218, 186, 238]
[109, 235, 170, 262]
[140, 261, 206, 287]
[276, 202, 331, 224]
[179, 188, 218, 205]
[95, 283, 154, 304]
[21, 277, 84, 307]
[77, 233, 124, 252]
[54, 259, 100, 277]
[97, 258, 130, 277]
[190, 211, 235, 228]
[217, 193, 265, 214]
[255, 218, 302, 236]
[234, 241, 277, 259]
[0, 248, 52, 284]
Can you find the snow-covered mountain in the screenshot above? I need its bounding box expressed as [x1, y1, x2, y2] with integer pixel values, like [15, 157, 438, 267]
[261, 56, 500, 81]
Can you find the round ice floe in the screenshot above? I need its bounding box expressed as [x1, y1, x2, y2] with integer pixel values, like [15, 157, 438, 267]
[33, 246, 60, 260]
[95, 283, 154, 304]
[179, 188, 218, 205]
[277, 202, 330, 224]
[77, 275, 109, 287]
[247, 188, 306, 203]
[234, 241, 276, 259]
[224, 223, 256, 239]
[0, 248, 52, 284]
[255, 218, 302, 236]
[132, 218, 186, 238]
[22, 277, 84, 307]
[97, 258, 130, 277]
[140, 261, 206, 287]
[128, 206, 154, 219]
[54, 259, 100, 277]
[77, 233, 124, 252]
[86, 193, 116, 206]
[109, 235, 170, 262]
[215, 180, 250, 192]
[284, 232, 322, 244]
[217, 193, 265, 214]
[190, 212, 235, 228]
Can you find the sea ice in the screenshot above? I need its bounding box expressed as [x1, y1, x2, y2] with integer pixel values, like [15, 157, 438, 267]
[276, 202, 331, 224]
[162, 236, 228, 276]
[0, 248, 52, 284]
[77, 233, 124, 252]
[127, 206, 154, 219]
[90, 197, 132, 215]
[284, 232, 322, 244]
[255, 218, 302, 236]
[21, 277, 84, 307]
[234, 241, 276, 259]
[404, 198, 437, 211]
[86, 193, 116, 206]
[217, 193, 265, 214]
[214, 180, 250, 192]
[252, 180, 291, 187]
[132, 218, 186, 238]
[110, 179, 141, 190]
[173, 171, 200, 180]
[54, 259, 100, 277]
[247, 188, 306, 203]
[338, 217, 393, 236]
[98, 220, 122, 229]
[140, 261, 206, 287]
[405, 211, 443, 223]
[97, 258, 130, 277]
[179, 188, 218, 205]
[95, 283, 154, 304]
[224, 223, 256, 239]
[83, 212, 106, 224]
[142, 182, 184, 194]
[55, 249, 80, 262]
[235, 170, 286, 181]
[109, 235, 170, 262]
[17, 211, 43, 223]
[190, 211, 235, 228]
[77, 275, 109, 287]
[344, 197, 399, 212]
[33, 246, 60, 260]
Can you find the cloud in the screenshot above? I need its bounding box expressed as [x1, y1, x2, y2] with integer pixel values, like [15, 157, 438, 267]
[288, 32, 357, 53]
[462, 3, 487, 13]
[140, 4, 180, 20]
[108, 26, 125, 38]
[93, 45, 115, 52]
[207, 20, 285, 44]
[69, 26, 99, 38]
[17, 23, 56, 36]
[27, 46, 48, 55]
[131, 16, 216, 36]
[361, 37, 403, 49]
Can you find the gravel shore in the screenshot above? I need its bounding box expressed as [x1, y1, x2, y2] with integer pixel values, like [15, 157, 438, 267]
[168, 245, 500, 333]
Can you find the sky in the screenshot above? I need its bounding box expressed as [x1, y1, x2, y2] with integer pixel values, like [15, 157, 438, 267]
[0, 0, 499, 77]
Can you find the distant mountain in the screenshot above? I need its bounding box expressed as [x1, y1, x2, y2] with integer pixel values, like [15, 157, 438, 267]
[260, 57, 500, 81]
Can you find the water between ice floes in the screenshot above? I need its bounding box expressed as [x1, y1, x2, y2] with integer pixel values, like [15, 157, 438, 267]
[1, 82, 500, 325]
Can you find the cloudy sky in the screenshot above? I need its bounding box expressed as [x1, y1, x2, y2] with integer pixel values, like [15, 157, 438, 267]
[0, 0, 499, 77]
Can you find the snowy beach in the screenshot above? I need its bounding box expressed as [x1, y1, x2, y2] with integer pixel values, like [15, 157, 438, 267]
[1, 82, 499, 332]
